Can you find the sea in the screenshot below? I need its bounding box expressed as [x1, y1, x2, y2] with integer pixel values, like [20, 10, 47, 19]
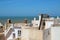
[0, 16, 39, 24]
[0, 16, 58, 24]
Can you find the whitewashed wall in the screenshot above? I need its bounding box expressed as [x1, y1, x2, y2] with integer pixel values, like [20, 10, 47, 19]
[21, 27, 43, 40]
[45, 21, 54, 29]
[7, 28, 21, 40]
[14, 29, 21, 38]
[51, 27, 60, 40]
[21, 28, 30, 40]
[32, 20, 39, 27]
[43, 27, 60, 40]
[7, 32, 14, 40]
[31, 15, 41, 27]
[43, 28, 51, 40]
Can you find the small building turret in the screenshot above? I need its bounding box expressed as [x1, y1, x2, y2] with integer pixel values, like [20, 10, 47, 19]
[0, 23, 4, 33]
[39, 14, 49, 30]
[5, 19, 12, 30]
[24, 18, 28, 24]
[7, 19, 12, 24]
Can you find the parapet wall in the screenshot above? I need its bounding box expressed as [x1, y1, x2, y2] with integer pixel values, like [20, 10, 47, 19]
[51, 27, 60, 40]
[21, 27, 43, 40]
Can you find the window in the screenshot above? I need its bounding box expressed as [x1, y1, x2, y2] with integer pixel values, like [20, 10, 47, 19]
[18, 30, 21, 36]
[0, 26, 3, 28]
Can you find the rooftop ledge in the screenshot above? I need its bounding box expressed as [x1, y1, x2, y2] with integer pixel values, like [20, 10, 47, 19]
[52, 24, 60, 26]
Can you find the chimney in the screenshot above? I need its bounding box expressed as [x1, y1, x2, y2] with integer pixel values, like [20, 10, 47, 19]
[7, 19, 12, 24]
[6, 19, 12, 29]
[39, 14, 43, 30]
[24, 18, 28, 24]
[0, 23, 4, 33]
[39, 14, 48, 30]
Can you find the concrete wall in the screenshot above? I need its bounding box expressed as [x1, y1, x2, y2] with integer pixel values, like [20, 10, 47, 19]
[21, 28, 30, 40]
[31, 15, 41, 27]
[14, 29, 21, 38]
[7, 27, 21, 40]
[51, 27, 60, 40]
[21, 27, 43, 40]
[7, 32, 13, 40]
[7, 26, 60, 40]
[32, 20, 39, 27]
[43, 28, 51, 40]
[45, 21, 53, 29]
[43, 27, 60, 40]
[29, 30, 43, 40]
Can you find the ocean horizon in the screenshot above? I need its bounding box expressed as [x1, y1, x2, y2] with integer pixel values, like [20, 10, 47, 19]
[0, 16, 58, 24]
[0, 16, 39, 24]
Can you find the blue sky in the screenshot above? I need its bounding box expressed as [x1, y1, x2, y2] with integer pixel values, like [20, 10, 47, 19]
[0, 0, 60, 16]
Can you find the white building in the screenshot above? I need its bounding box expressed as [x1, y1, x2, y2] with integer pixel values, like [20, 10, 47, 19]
[1, 14, 60, 40]
[31, 16, 41, 27]
[31, 14, 54, 29]
[4, 23, 31, 40]
[31, 14, 60, 40]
